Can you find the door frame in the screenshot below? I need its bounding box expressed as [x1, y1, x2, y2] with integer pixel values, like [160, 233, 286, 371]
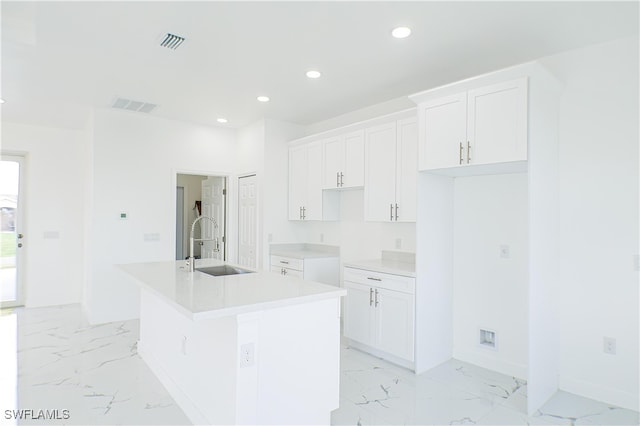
[1, 153, 26, 308]
[172, 169, 230, 263]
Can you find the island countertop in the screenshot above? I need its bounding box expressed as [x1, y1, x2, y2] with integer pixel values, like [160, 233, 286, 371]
[120, 259, 346, 321]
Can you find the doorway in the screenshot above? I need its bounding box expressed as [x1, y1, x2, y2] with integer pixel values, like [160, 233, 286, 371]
[1, 155, 25, 308]
[176, 174, 227, 261]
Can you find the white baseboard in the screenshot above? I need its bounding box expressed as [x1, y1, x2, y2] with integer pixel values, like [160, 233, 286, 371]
[137, 341, 208, 425]
[559, 375, 640, 412]
[345, 339, 415, 372]
[453, 348, 528, 380]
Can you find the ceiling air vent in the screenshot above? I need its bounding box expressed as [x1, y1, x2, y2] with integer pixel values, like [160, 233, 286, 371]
[160, 33, 185, 50]
[112, 98, 157, 114]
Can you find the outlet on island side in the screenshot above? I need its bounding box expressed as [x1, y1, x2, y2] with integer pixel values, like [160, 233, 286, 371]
[603, 337, 616, 355]
[240, 342, 255, 367]
[395, 238, 402, 249]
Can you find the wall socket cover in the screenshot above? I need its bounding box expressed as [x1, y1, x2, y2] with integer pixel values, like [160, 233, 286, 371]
[603, 337, 616, 355]
[240, 342, 255, 367]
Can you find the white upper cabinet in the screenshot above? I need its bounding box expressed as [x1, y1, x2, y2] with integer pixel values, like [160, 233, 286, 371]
[395, 118, 418, 222]
[467, 79, 528, 165]
[419, 92, 467, 170]
[288, 141, 323, 220]
[364, 118, 418, 222]
[418, 77, 527, 171]
[322, 130, 365, 189]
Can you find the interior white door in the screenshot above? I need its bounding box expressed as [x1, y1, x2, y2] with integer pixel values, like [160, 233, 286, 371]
[201, 176, 225, 260]
[237, 175, 257, 269]
[420, 92, 467, 170]
[364, 122, 397, 222]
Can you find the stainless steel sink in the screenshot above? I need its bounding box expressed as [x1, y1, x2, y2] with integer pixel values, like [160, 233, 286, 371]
[196, 265, 254, 277]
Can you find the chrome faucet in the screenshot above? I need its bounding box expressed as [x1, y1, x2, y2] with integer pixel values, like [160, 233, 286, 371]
[186, 215, 219, 272]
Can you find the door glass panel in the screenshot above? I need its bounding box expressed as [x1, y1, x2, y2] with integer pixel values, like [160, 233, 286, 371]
[1, 160, 20, 306]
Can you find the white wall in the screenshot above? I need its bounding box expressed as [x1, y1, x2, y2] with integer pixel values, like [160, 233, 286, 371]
[541, 37, 639, 410]
[295, 190, 416, 263]
[1, 122, 86, 307]
[86, 109, 236, 324]
[452, 173, 529, 378]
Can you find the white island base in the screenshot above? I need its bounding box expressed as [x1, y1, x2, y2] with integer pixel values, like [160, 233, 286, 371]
[122, 260, 344, 425]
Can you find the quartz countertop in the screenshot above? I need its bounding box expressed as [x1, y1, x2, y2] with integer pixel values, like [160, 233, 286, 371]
[344, 251, 416, 277]
[119, 259, 346, 321]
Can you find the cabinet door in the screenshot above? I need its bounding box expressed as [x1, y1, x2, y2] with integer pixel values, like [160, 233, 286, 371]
[343, 282, 375, 347]
[322, 136, 343, 189]
[288, 145, 307, 220]
[305, 141, 323, 220]
[467, 78, 527, 165]
[375, 288, 415, 361]
[364, 122, 397, 222]
[419, 92, 467, 170]
[395, 118, 418, 222]
[343, 130, 365, 188]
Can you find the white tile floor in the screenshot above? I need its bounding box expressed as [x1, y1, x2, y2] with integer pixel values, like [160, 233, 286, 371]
[1, 304, 638, 425]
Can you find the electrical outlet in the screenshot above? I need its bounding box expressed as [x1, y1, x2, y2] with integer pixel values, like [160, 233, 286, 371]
[603, 337, 616, 355]
[395, 238, 402, 249]
[240, 343, 255, 367]
[500, 245, 510, 259]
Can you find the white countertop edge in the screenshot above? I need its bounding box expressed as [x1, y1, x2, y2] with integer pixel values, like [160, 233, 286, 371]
[343, 261, 416, 278]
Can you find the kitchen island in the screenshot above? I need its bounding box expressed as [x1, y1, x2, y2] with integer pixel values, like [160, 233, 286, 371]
[120, 259, 346, 425]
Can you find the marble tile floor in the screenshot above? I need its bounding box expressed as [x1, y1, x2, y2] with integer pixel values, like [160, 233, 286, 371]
[1, 304, 637, 426]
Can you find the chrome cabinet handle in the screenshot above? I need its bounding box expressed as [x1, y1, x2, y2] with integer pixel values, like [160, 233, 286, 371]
[367, 277, 381, 281]
[302, 206, 306, 220]
[299, 206, 302, 220]
[390, 204, 393, 221]
[459, 142, 463, 165]
[369, 288, 373, 306]
[340, 172, 344, 187]
[337, 172, 340, 187]
[467, 141, 471, 164]
[374, 289, 379, 307]
[395, 203, 399, 221]
[280, 260, 289, 264]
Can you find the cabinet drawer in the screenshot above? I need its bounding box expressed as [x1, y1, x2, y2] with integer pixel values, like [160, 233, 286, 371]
[344, 267, 415, 294]
[270, 255, 303, 271]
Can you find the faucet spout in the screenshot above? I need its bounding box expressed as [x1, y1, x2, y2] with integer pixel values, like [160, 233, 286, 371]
[187, 215, 218, 272]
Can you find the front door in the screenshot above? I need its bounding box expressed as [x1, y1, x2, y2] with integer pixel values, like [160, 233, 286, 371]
[1, 155, 25, 307]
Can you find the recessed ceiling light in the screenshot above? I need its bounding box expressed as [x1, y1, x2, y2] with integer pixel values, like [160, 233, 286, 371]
[217, 118, 228, 123]
[306, 70, 321, 79]
[257, 96, 270, 103]
[391, 27, 411, 39]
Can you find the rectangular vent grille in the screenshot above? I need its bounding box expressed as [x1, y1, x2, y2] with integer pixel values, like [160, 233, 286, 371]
[160, 33, 185, 50]
[112, 98, 157, 113]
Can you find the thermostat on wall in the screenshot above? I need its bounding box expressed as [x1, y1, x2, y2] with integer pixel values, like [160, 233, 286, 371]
[119, 212, 128, 220]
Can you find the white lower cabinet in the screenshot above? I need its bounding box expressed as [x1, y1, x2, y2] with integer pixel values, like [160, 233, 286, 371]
[343, 267, 415, 363]
[270, 255, 340, 286]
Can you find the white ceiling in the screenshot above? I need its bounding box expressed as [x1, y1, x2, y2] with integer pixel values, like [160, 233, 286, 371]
[1, 1, 638, 130]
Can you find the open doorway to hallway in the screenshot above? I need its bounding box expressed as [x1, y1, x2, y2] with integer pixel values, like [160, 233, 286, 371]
[176, 174, 227, 262]
[1, 155, 25, 307]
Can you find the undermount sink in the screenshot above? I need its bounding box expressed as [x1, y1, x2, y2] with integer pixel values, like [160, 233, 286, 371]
[196, 265, 254, 277]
